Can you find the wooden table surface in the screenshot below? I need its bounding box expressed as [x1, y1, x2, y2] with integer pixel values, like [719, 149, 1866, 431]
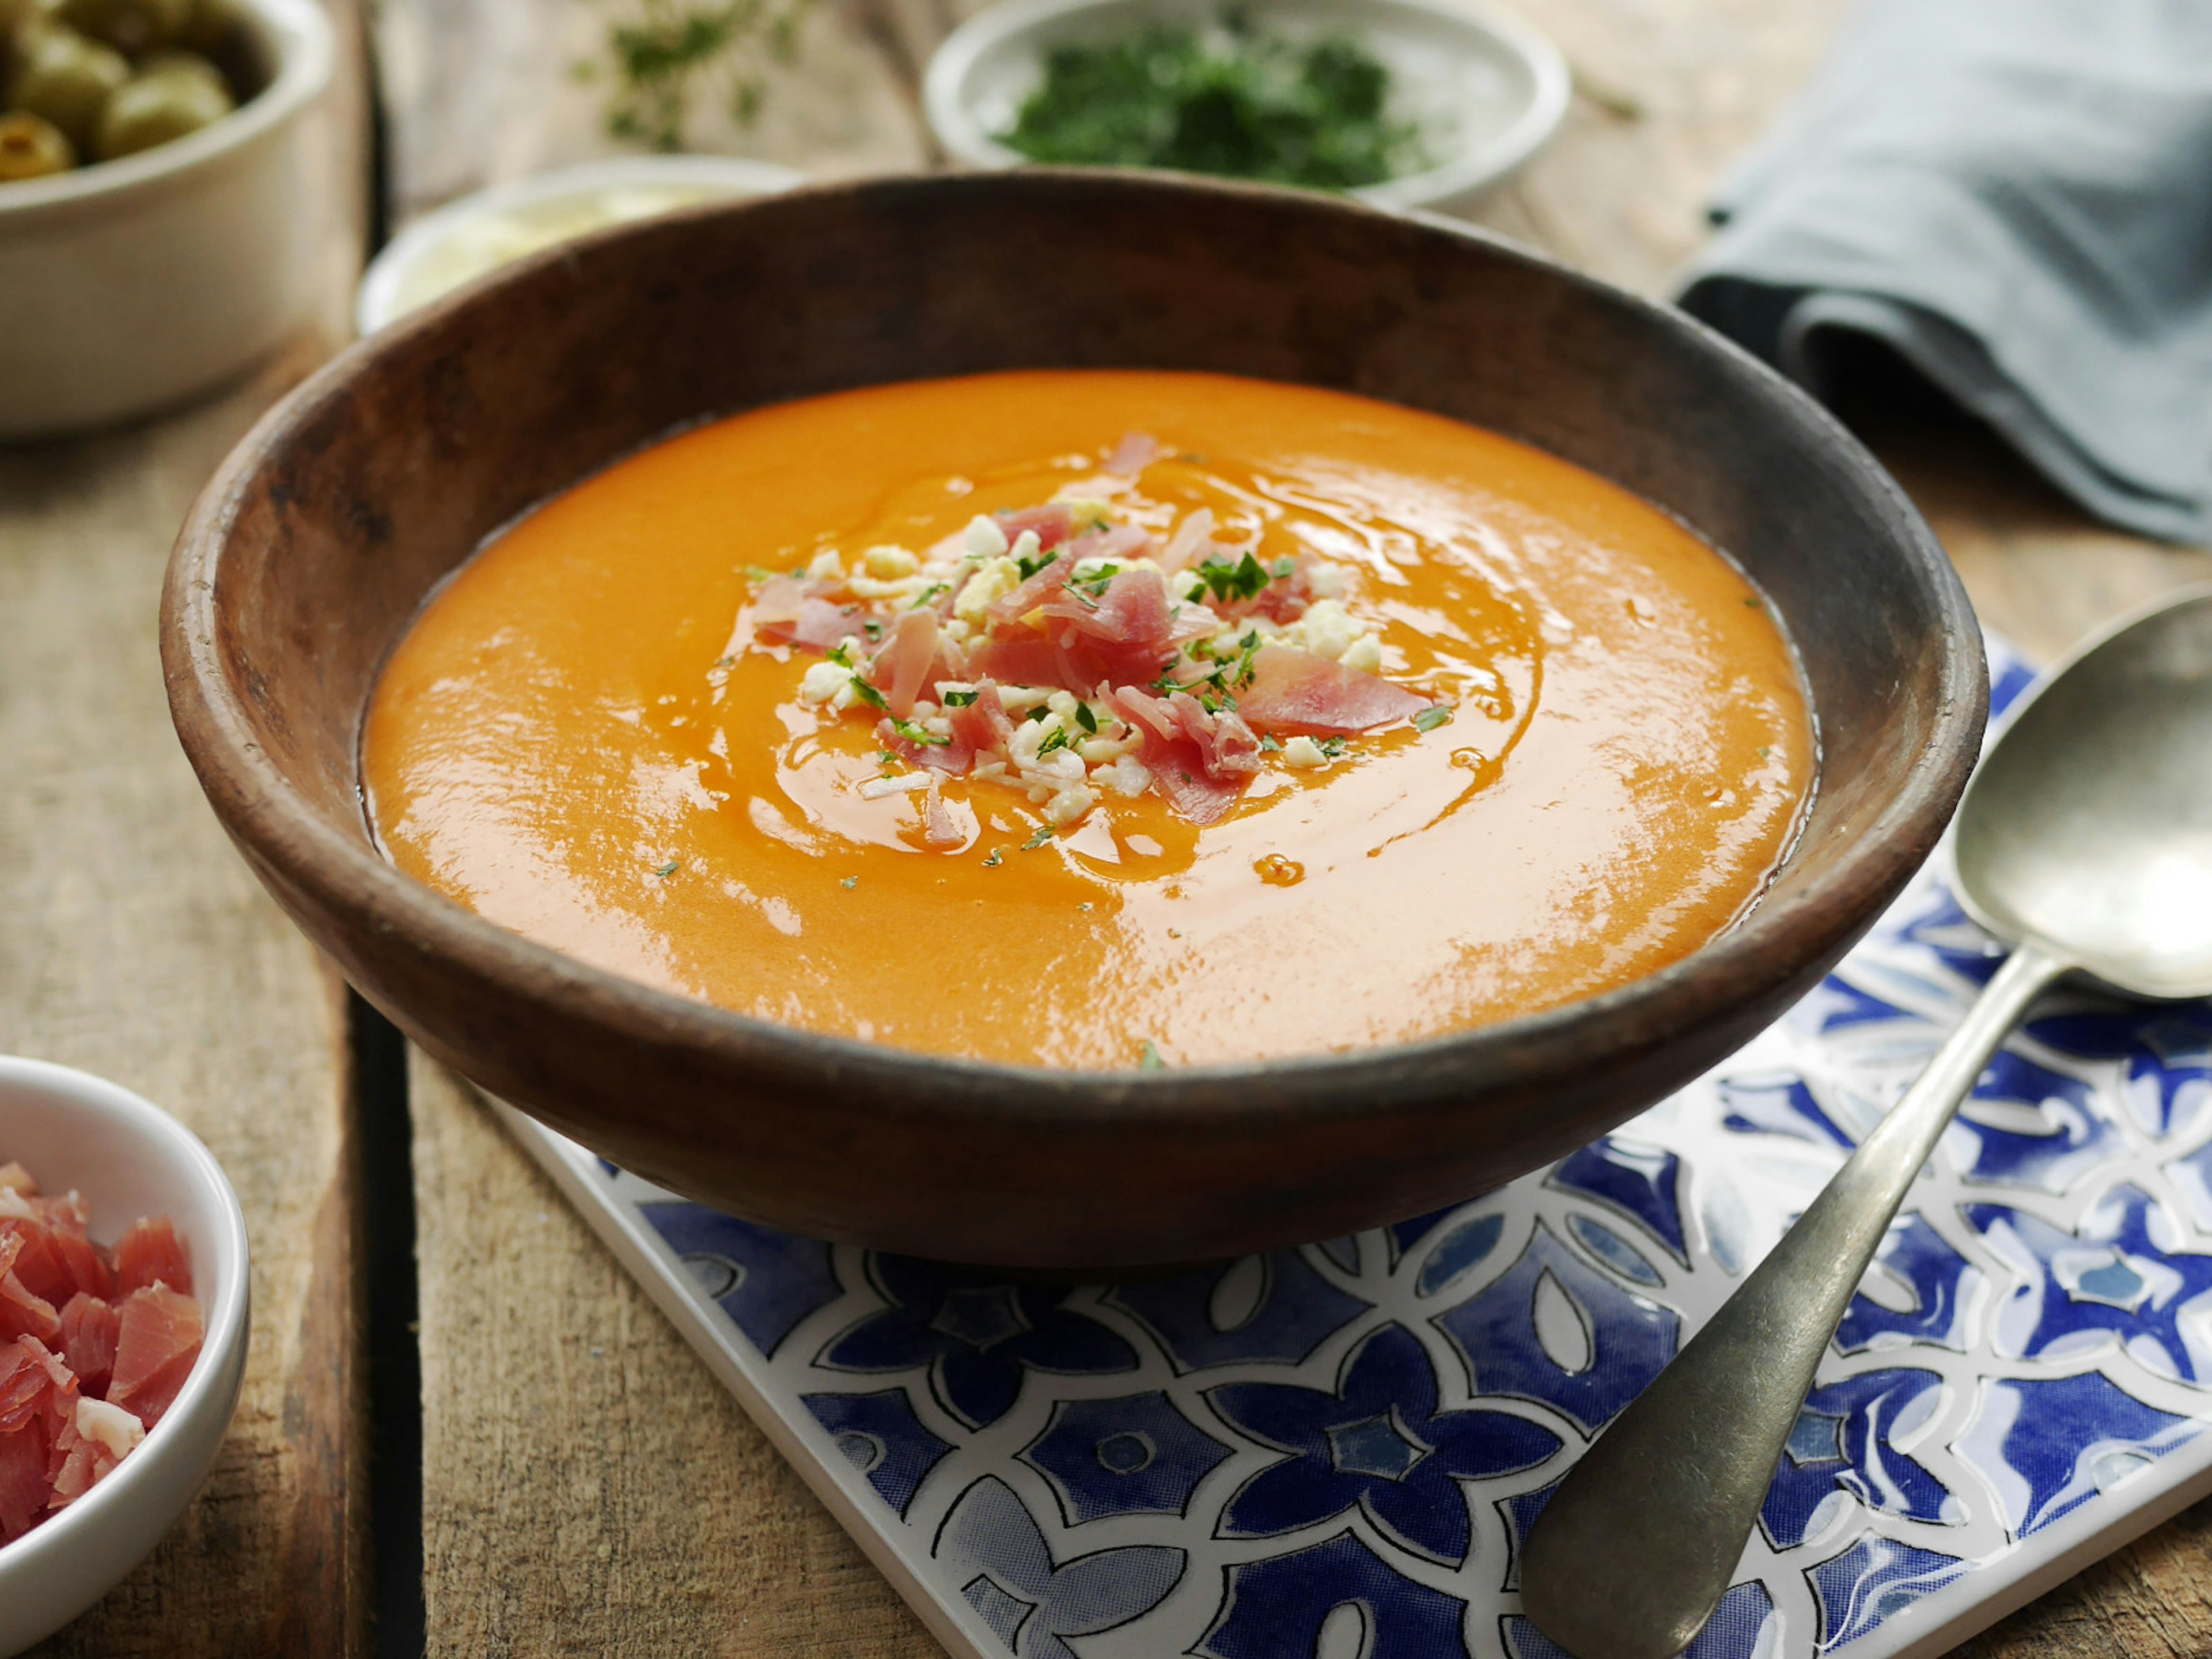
[5, 0, 2211, 1653]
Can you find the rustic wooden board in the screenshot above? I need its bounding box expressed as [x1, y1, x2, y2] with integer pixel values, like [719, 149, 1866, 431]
[0, 347, 366, 1657]
[381, 2, 2212, 1654]
[0, 3, 373, 1648]
[410, 1055, 941, 1655]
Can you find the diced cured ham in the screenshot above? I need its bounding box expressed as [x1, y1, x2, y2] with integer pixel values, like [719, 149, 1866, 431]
[869, 609, 941, 718]
[59, 1294, 120, 1397]
[1236, 645, 1433, 735]
[113, 1215, 191, 1298]
[0, 1169, 200, 1539]
[945, 680, 1017, 757]
[760, 597, 870, 653]
[1109, 687, 1262, 826]
[995, 503, 1074, 552]
[0, 1272, 59, 1346]
[108, 1284, 202, 1430]
[1104, 432, 1161, 476]
[0, 1425, 44, 1543]
[919, 781, 964, 850]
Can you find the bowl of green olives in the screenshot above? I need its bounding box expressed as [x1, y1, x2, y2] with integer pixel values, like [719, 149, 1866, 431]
[0, 0, 332, 439]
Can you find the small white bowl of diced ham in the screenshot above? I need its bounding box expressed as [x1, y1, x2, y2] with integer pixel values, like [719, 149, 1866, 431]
[0, 1055, 248, 1656]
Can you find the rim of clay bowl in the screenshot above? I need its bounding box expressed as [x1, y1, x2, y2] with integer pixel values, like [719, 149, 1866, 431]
[164, 171, 1987, 1133]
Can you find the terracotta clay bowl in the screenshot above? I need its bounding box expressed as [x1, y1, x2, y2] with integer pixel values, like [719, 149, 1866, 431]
[162, 171, 1984, 1271]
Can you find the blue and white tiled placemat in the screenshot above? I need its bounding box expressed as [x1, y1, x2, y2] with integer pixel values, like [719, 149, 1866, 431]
[493, 637, 2212, 1659]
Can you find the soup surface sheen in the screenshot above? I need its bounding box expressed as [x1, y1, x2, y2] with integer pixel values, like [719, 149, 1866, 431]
[365, 370, 1812, 1068]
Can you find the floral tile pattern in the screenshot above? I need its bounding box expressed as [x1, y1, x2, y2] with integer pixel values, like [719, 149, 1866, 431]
[502, 638, 2212, 1658]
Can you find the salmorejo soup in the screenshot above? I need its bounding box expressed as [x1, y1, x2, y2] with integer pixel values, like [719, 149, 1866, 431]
[363, 370, 1813, 1069]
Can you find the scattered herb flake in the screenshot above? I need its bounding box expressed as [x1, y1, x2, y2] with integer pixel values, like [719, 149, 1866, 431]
[1194, 550, 1271, 604]
[653, 859, 680, 879]
[848, 675, 888, 709]
[1259, 733, 1283, 752]
[942, 689, 980, 707]
[1412, 704, 1452, 733]
[1074, 703, 1099, 734]
[1757, 745, 1771, 758]
[1138, 1040, 1165, 1070]
[1037, 727, 1071, 756]
[892, 718, 949, 747]
[981, 847, 1003, 868]
[840, 874, 857, 889]
[911, 582, 949, 608]
[861, 619, 884, 641]
[1025, 705, 1053, 723]
[826, 643, 853, 667]
[1016, 548, 1060, 581]
[1022, 825, 1054, 850]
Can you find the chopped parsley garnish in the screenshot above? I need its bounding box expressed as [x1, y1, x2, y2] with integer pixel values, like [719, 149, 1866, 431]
[997, 25, 1429, 192]
[877, 749, 898, 764]
[911, 582, 949, 607]
[653, 859, 680, 879]
[743, 566, 779, 583]
[847, 674, 888, 710]
[711, 654, 736, 668]
[1412, 704, 1452, 733]
[1192, 551, 1272, 604]
[942, 689, 980, 707]
[1022, 825, 1054, 850]
[1068, 563, 1120, 599]
[1138, 1040, 1166, 1071]
[1259, 733, 1282, 752]
[840, 875, 858, 889]
[1025, 705, 1053, 723]
[981, 848, 1003, 868]
[826, 643, 853, 667]
[1016, 547, 1060, 581]
[1037, 727, 1071, 756]
[892, 717, 948, 747]
[1073, 702, 1099, 734]
[1319, 737, 1348, 758]
[861, 619, 884, 641]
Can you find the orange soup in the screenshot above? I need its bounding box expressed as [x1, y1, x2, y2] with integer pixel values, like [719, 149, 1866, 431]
[363, 370, 1813, 1068]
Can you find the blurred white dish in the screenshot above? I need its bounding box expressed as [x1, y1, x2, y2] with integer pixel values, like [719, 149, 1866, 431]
[0, 0, 334, 441]
[0, 1056, 249, 1658]
[355, 154, 807, 335]
[923, 0, 1569, 214]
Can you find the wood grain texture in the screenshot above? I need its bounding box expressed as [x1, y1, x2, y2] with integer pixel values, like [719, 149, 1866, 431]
[410, 1055, 940, 1656]
[0, 1, 373, 1647]
[382, 0, 2212, 1652]
[0, 343, 365, 1658]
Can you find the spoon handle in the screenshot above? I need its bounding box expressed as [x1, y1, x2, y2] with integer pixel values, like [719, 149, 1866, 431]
[1520, 940, 2069, 1659]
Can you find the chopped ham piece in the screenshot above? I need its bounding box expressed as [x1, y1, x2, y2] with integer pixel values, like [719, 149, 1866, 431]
[1104, 432, 1161, 476]
[760, 597, 870, 654]
[1109, 687, 1262, 826]
[869, 609, 941, 718]
[108, 1284, 201, 1430]
[995, 503, 1074, 552]
[0, 1426, 44, 1543]
[1237, 645, 1433, 736]
[919, 781, 964, 850]
[113, 1216, 192, 1298]
[0, 1273, 59, 1346]
[945, 680, 1017, 757]
[59, 1294, 120, 1397]
[0, 1169, 200, 1540]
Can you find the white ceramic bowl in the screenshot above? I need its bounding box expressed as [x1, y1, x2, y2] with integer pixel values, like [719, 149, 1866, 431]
[0, 1056, 250, 1658]
[355, 154, 807, 335]
[923, 0, 1570, 214]
[0, 0, 334, 441]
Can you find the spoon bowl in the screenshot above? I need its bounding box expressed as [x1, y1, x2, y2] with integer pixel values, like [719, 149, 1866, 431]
[1959, 588, 2212, 999]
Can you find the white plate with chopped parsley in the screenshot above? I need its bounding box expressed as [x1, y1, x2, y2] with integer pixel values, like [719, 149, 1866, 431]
[924, 0, 1569, 212]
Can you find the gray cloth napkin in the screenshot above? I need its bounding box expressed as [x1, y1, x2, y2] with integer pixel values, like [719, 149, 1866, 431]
[1677, 0, 2212, 544]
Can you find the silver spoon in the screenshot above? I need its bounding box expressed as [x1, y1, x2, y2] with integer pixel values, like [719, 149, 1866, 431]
[1521, 585, 2212, 1659]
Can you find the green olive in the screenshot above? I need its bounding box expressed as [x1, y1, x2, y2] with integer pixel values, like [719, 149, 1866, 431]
[0, 107, 74, 179]
[5, 24, 128, 151]
[47, 0, 191, 55]
[93, 52, 232, 158]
